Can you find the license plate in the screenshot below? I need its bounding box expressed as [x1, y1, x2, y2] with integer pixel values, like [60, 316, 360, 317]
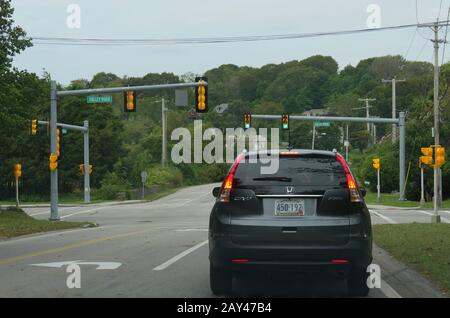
[274, 199, 305, 216]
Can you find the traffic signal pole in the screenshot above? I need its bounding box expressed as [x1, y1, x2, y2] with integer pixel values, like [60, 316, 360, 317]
[50, 81, 58, 221]
[83, 120, 90, 203]
[162, 98, 167, 167]
[49, 80, 207, 220]
[37, 119, 90, 204]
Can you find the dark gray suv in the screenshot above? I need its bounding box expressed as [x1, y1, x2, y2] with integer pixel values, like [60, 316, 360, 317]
[209, 149, 372, 296]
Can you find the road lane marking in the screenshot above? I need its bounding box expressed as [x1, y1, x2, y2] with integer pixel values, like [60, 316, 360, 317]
[0, 228, 152, 266]
[415, 210, 450, 223]
[0, 225, 116, 246]
[153, 240, 208, 271]
[60, 207, 106, 219]
[369, 210, 397, 224]
[30, 260, 122, 270]
[176, 192, 211, 208]
[380, 279, 402, 298]
[30, 207, 74, 216]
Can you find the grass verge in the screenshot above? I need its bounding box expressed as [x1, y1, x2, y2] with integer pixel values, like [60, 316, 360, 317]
[373, 223, 450, 295]
[143, 187, 181, 202]
[0, 207, 96, 238]
[364, 191, 450, 209]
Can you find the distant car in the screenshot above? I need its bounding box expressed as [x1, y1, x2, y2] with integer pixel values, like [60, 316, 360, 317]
[209, 149, 372, 296]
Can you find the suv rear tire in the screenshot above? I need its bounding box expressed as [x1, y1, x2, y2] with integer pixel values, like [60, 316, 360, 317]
[210, 263, 232, 295]
[348, 267, 370, 297]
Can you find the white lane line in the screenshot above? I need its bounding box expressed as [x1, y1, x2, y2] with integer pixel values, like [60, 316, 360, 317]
[415, 210, 450, 223]
[380, 279, 402, 298]
[370, 210, 397, 224]
[60, 207, 106, 219]
[153, 240, 208, 271]
[176, 192, 211, 208]
[30, 207, 74, 216]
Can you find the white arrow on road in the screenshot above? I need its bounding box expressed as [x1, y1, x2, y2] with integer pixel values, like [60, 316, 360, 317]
[30, 260, 122, 270]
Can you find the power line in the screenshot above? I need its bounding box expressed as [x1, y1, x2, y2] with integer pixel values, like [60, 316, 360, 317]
[404, 29, 418, 60]
[442, 6, 450, 65]
[438, 0, 444, 21]
[416, 29, 433, 61]
[416, 0, 434, 40]
[28, 21, 449, 47]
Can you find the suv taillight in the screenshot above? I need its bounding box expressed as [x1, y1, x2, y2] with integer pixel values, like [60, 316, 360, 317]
[219, 154, 244, 203]
[336, 153, 362, 203]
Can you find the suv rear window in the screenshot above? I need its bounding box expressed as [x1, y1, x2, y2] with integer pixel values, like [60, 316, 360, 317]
[234, 154, 347, 187]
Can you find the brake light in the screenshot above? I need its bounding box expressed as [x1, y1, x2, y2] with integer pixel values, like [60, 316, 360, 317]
[232, 259, 249, 263]
[219, 153, 244, 202]
[331, 259, 350, 264]
[336, 153, 362, 203]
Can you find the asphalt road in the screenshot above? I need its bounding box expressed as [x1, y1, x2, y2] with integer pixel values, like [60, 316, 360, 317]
[0, 184, 446, 298]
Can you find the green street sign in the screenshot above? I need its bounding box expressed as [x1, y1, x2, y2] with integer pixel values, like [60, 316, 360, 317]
[314, 122, 330, 127]
[87, 95, 113, 104]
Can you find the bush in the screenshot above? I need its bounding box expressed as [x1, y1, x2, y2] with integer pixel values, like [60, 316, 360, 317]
[96, 172, 131, 200]
[145, 166, 183, 187]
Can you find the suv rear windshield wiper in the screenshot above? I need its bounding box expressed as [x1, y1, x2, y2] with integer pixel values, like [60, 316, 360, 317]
[252, 177, 292, 182]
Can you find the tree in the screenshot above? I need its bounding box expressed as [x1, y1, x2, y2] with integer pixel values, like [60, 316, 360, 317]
[0, 0, 32, 70]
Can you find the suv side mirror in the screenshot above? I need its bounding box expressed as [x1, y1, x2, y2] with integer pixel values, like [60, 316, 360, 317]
[360, 188, 367, 197]
[212, 187, 221, 197]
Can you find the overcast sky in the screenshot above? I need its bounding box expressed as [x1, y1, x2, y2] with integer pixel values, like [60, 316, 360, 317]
[10, 0, 448, 84]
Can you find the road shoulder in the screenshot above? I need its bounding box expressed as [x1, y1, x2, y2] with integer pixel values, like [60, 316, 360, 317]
[373, 244, 446, 298]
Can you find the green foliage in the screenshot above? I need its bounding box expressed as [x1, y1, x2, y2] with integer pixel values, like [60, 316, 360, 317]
[1, 1, 449, 202]
[96, 172, 131, 200]
[0, 207, 94, 238]
[145, 166, 183, 187]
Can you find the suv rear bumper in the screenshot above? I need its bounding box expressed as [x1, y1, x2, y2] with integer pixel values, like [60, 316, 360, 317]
[209, 235, 372, 274]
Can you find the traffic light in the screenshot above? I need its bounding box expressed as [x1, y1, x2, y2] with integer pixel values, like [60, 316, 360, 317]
[281, 113, 289, 130]
[49, 153, 58, 172]
[56, 128, 61, 157]
[79, 164, 93, 175]
[244, 114, 251, 129]
[14, 164, 22, 178]
[435, 146, 446, 168]
[31, 119, 37, 136]
[124, 91, 136, 112]
[372, 158, 380, 170]
[195, 76, 208, 113]
[420, 147, 433, 166]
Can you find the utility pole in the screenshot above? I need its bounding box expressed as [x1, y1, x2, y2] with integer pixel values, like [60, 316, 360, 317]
[345, 124, 349, 161]
[373, 123, 377, 144]
[382, 78, 406, 143]
[311, 124, 316, 150]
[420, 163, 425, 207]
[357, 98, 376, 133]
[161, 98, 168, 167]
[431, 22, 443, 223]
